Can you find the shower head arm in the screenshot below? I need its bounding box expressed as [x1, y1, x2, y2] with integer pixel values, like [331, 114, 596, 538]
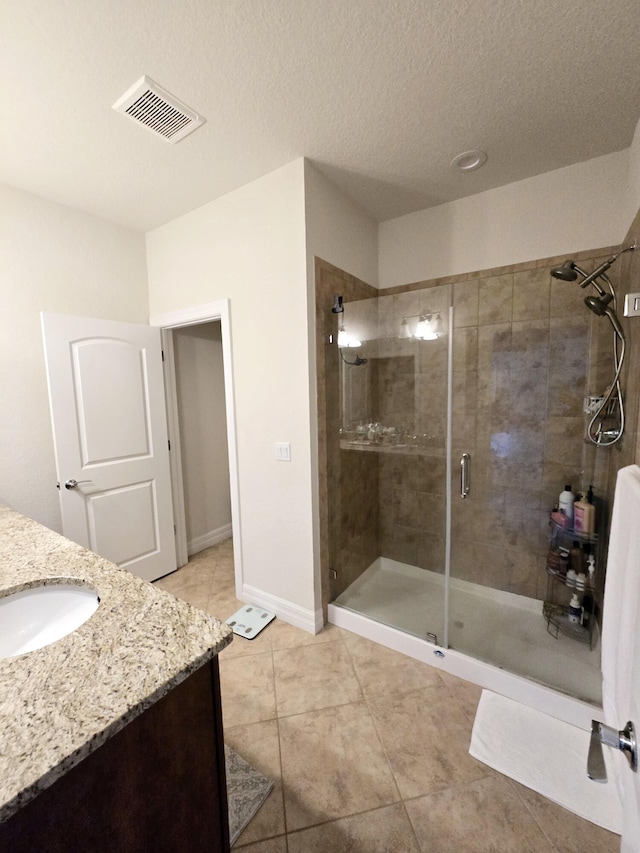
[579, 243, 636, 290]
[571, 263, 607, 297]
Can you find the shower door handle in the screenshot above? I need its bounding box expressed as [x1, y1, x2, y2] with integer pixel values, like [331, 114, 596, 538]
[460, 453, 470, 499]
[587, 719, 637, 782]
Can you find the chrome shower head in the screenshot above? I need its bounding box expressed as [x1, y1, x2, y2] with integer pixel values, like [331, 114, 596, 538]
[550, 260, 578, 281]
[550, 259, 607, 296]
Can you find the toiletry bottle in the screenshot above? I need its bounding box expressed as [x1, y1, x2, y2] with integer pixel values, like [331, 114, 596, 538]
[574, 486, 595, 534]
[546, 549, 562, 575]
[559, 548, 569, 579]
[558, 485, 575, 527]
[568, 593, 582, 624]
[587, 553, 596, 587]
[573, 494, 587, 533]
[569, 541, 584, 574]
[550, 507, 569, 528]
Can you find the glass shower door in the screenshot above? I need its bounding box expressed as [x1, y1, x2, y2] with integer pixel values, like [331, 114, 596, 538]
[331, 285, 451, 646]
[446, 279, 525, 666]
[446, 273, 603, 703]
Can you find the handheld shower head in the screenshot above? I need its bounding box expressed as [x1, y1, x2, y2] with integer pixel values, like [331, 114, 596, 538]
[584, 294, 624, 338]
[584, 293, 612, 316]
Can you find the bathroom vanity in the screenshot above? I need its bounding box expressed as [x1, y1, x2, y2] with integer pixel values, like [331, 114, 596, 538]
[0, 505, 233, 852]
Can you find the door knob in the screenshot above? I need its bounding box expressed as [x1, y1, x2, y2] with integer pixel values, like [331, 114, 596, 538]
[587, 719, 637, 782]
[64, 479, 90, 490]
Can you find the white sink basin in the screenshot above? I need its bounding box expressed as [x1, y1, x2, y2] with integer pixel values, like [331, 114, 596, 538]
[0, 583, 100, 659]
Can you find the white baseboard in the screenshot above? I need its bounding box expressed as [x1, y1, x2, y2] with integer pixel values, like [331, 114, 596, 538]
[241, 584, 323, 635]
[187, 523, 232, 556]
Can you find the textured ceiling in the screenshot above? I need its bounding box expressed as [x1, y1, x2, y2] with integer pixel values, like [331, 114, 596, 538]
[1, 0, 639, 231]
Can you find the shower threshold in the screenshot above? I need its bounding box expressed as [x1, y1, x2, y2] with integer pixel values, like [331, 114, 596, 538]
[329, 558, 602, 726]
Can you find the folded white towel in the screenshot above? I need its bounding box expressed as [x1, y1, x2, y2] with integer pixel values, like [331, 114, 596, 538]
[470, 690, 621, 833]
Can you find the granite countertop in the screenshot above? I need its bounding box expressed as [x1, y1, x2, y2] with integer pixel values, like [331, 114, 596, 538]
[0, 504, 233, 824]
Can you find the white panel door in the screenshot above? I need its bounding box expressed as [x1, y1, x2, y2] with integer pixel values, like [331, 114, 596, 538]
[41, 313, 176, 581]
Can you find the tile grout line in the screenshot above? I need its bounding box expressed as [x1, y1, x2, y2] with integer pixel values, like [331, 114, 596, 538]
[502, 777, 562, 853]
[342, 636, 405, 806]
[270, 641, 292, 845]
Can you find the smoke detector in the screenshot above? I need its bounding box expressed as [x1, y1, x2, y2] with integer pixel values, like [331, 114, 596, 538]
[112, 75, 205, 143]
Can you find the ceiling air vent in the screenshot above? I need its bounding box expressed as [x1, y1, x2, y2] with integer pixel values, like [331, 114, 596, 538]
[112, 75, 205, 144]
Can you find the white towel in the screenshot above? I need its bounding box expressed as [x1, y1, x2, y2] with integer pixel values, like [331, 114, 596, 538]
[601, 463, 640, 850]
[470, 690, 621, 833]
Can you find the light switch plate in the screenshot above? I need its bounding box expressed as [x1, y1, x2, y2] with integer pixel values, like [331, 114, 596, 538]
[624, 292, 640, 317]
[275, 441, 291, 461]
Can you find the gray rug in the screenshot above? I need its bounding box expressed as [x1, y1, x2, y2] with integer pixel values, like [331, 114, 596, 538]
[225, 745, 274, 846]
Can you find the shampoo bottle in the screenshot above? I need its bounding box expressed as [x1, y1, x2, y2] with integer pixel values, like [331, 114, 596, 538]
[558, 485, 575, 527]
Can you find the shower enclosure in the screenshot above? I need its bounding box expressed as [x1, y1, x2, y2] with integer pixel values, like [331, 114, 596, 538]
[321, 261, 616, 707]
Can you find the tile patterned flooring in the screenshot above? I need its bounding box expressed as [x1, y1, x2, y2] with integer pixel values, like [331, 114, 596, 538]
[155, 540, 620, 853]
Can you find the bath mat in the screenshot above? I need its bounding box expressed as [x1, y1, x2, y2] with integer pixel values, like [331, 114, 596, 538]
[470, 690, 622, 834]
[226, 605, 275, 639]
[225, 745, 274, 845]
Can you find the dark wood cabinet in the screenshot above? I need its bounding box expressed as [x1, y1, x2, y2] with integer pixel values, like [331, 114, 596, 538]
[0, 658, 230, 853]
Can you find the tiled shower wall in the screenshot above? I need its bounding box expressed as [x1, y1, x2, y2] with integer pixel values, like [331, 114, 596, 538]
[448, 263, 612, 600]
[317, 240, 639, 612]
[315, 260, 379, 609]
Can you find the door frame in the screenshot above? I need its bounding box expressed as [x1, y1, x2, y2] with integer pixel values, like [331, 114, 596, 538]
[149, 300, 243, 597]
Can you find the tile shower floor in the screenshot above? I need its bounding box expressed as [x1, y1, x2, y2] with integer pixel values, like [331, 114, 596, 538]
[155, 541, 618, 853]
[333, 558, 602, 705]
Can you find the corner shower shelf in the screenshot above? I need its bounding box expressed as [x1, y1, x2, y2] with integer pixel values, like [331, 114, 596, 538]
[543, 601, 596, 647]
[544, 514, 601, 651]
[548, 518, 599, 545]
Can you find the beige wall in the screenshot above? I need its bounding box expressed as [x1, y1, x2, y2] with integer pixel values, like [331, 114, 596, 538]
[378, 150, 632, 287]
[627, 116, 640, 218]
[304, 162, 379, 607]
[145, 160, 316, 617]
[173, 323, 231, 551]
[0, 184, 148, 531]
[304, 163, 379, 288]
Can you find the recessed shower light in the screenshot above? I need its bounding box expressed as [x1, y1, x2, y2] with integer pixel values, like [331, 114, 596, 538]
[451, 149, 488, 172]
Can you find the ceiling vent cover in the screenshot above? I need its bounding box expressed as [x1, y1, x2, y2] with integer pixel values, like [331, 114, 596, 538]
[112, 76, 205, 143]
